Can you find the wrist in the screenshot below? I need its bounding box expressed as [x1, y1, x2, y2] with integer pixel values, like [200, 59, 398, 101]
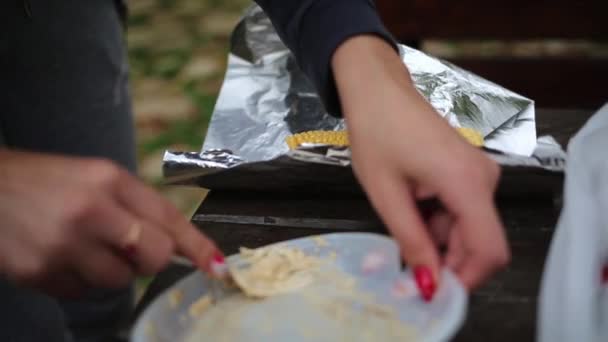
[332, 36, 424, 121]
[334, 36, 417, 86]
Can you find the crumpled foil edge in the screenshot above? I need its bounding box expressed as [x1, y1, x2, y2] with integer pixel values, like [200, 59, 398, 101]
[163, 135, 567, 192]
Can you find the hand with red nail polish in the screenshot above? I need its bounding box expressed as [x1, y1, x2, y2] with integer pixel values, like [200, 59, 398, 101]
[333, 36, 510, 293]
[0, 149, 221, 298]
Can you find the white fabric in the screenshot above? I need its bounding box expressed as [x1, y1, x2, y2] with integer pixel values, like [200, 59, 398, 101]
[538, 103, 608, 341]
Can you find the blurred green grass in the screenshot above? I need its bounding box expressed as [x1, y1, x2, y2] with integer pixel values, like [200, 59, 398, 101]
[137, 84, 217, 157]
[128, 0, 248, 190]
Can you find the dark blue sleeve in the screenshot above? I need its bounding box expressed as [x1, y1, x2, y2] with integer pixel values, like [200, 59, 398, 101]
[253, 0, 398, 117]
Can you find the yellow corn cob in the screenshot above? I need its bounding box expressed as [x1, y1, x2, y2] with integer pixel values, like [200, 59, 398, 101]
[455, 127, 484, 147]
[285, 130, 349, 150]
[286, 127, 483, 149]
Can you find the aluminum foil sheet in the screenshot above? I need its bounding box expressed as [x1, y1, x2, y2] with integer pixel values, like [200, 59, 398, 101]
[202, 5, 535, 162]
[163, 5, 561, 194]
[163, 135, 566, 196]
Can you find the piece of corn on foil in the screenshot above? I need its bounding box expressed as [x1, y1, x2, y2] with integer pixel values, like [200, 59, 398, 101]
[163, 5, 566, 193]
[285, 128, 484, 150]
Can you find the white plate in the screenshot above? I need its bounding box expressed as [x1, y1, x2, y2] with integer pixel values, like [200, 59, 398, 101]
[132, 233, 467, 342]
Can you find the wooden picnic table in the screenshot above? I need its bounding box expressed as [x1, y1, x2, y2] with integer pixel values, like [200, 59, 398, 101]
[135, 108, 595, 341]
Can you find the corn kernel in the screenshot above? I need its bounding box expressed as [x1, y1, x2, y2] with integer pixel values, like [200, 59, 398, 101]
[285, 130, 349, 149]
[455, 127, 484, 147]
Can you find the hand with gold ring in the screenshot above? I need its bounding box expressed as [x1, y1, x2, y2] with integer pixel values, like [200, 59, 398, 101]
[0, 149, 225, 298]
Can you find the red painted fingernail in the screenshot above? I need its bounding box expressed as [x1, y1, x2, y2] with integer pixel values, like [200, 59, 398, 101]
[213, 251, 225, 264]
[210, 251, 228, 277]
[414, 266, 436, 302]
[602, 264, 608, 285]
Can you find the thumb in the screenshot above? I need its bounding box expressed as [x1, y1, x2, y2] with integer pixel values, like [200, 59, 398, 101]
[363, 172, 441, 300]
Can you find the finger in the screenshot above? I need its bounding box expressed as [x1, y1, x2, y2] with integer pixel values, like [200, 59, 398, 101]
[434, 171, 509, 289]
[71, 240, 135, 288]
[361, 170, 441, 281]
[445, 228, 466, 270]
[457, 255, 495, 290]
[129, 221, 174, 276]
[83, 199, 174, 276]
[414, 183, 435, 200]
[447, 197, 508, 289]
[112, 172, 219, 270]
[428, 210, 452, 247]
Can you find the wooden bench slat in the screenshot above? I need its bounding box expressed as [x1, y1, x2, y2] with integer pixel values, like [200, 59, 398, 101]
[377, 0, 608, 40]
[446, 57, 608, 108]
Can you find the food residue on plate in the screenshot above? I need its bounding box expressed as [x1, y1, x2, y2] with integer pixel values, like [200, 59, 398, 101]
[181, 243, 418, 342]
[144, 321, 156, 338]
[168, 289, 184, 308]
[361, 251, 387, 274]
[328, 250, 338, 262]
[391, 277, 417, 299]
[312, 235, 329, 247]
[229, 246, 321, 298]
[188, 294, 214, 318]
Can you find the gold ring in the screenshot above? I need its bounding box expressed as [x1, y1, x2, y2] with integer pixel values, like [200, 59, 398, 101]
[122, 222, 142, 248]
